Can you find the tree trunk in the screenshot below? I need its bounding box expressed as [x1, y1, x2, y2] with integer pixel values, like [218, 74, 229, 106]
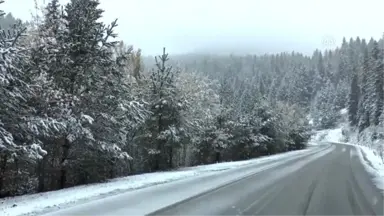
[154, 155, 160, 171]
[60, 138, 70, 189]
[182, 143, 187, 166]
[0, 154, 7, 195]
[155, 112, 163, 171]
[109, 159, 115, 179]
[37, 156, 46, 192]
[50, 150, 56, 190]
[215, 152, 221, 163]
[168, 146, 173, 168]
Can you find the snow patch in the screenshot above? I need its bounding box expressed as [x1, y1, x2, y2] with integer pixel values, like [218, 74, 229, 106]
[81, 114, 94, 124]
[340, 108, 348, 115]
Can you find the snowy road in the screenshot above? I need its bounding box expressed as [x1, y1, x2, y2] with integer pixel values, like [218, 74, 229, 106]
[35, 144, 383, 216]
[36, 145, 325, 216]
[149, 144, 383, 216]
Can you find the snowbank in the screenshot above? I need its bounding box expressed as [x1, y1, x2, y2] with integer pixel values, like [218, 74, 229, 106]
[357, 145, 384, 192]
[0, 147, 317, 216]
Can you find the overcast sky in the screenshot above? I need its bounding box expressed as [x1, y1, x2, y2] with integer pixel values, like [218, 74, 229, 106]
[3, 0, 384, 55]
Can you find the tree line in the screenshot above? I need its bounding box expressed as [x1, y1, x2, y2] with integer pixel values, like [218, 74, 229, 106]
[1, 0, 382, 198]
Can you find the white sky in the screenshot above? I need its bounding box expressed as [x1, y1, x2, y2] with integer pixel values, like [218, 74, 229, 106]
[3, 0, 384, 55]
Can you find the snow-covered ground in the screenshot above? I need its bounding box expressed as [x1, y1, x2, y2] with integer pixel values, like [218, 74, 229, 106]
[309, 128, 344, 144]
[0, 146, 322, 216]
[357, 145, 384, 192]
[313, 128, 384, 193]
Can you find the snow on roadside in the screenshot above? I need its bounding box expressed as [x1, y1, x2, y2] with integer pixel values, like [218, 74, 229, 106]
[309, 128, 343, 145]
[324, 128, 344, 142]
[312, 128, 384, 193]
[308, 130, 327, 145]
[0, 147, 317, 216]
[356, 145, 384, 193]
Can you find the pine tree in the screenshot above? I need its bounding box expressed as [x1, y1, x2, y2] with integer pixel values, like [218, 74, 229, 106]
[348, 73, 359, 126]
[336, 56, 348, 85]
[137, 48, 184, 170]
[32, 0, 146, 188]
[356, 37, 361, 47]
[358, 46, 371, 132]
[43, 0, 62, 35]
[311, 82, 340, 129]
[317, 51, 325, 81]
[0, 2, 50, 162]
[292, 64, 313, 108]
[369, 41, 384, 126]
[0, 1, 65, 195]
[377, 69, 384, 128]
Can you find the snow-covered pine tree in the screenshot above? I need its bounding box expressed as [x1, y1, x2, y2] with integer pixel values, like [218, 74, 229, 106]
[358, 45, 371, 132]
[0, 0, 65, 195]
[315, 51, 326, 91]
[292, 63, 314, 109]
[380, 36, 384, 128]
[175, 70, 220, 166]
[0, 1, 36, 196]
[311, 82, 340, 129]
[42, 0, 61, 35]
[213, 73, 236, 162]
[348, 73, 359, 126]
[136, 48, 184, 171]
[368, 41, 384, 126]
[58, 0, 149, 185]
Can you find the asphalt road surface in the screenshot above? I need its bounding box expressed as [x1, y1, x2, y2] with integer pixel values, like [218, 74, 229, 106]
[148, 144, 383, 216]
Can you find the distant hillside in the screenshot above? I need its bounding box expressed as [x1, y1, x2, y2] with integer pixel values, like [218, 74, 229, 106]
[187, 37, 322, 56]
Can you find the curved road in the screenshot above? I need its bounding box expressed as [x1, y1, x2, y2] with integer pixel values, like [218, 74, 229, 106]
[148, 144, 383, 215]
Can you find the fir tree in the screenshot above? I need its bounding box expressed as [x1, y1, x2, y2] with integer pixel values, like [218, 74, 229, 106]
[348, 73, 359, 126]
[358, 46, 370, 132]
[369, 41, 384, 126]
[138, 48, 184, 170]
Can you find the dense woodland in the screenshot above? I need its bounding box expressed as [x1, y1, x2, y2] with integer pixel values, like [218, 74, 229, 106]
[0, 0, 382, 197]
